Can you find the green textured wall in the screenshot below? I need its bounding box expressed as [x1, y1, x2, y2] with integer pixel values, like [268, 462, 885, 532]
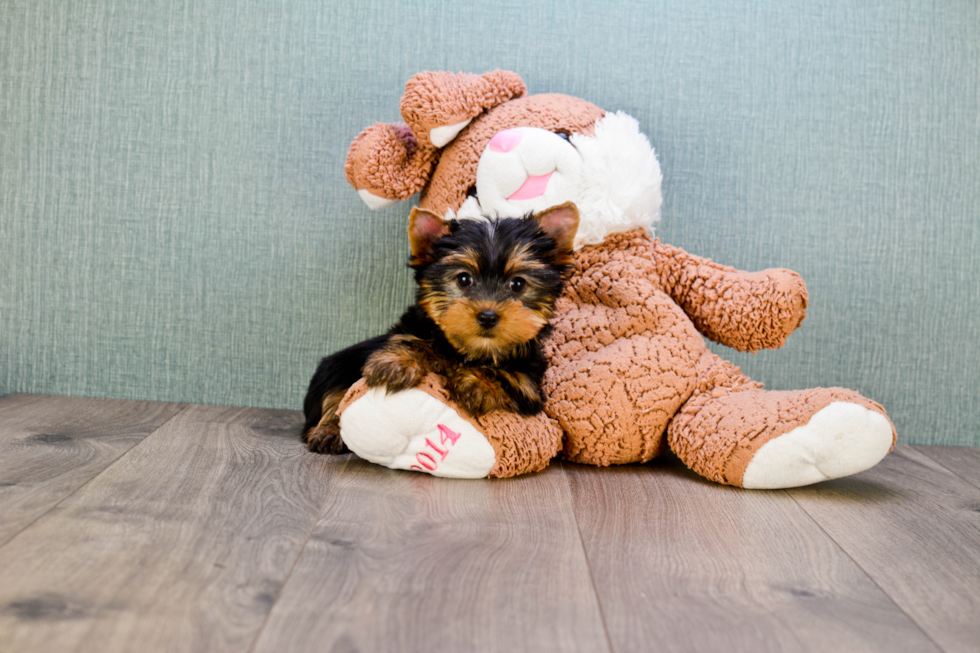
[1, 1, 977, 446]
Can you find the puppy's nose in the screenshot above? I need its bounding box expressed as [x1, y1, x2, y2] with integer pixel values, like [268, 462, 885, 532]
[477, 309, 500, 329]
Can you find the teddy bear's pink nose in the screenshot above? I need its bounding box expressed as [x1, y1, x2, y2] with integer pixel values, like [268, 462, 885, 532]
[488, 129, 522, 153]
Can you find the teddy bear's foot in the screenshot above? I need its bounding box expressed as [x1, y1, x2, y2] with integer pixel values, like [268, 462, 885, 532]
[338, 380, 497, 479]
[668, 387, 896, 488]
[338, 374, 565, 479]
[741, 401, 894, 489]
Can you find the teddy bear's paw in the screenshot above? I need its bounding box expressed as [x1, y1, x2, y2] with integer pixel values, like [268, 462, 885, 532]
[741, 401, 894, 489]
[339, 387, 497, 478]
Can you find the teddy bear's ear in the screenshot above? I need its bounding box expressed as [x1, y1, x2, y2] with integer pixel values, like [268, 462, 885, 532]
[346, 71, 526, 210]
[345, 122, 440, 209]
[400, 70, 526, 149]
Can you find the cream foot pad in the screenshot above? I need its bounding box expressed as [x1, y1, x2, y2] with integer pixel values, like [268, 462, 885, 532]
[741, 401, 894, 489]
[340, 387, 497, 478]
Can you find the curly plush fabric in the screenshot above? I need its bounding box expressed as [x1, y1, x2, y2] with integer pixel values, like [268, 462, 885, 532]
[346, 71, 528, 202]
[537, 229, 895, 481]
[667, 385, 892, 486]
[652, 240, 808, 352]
[543, 229, 769, 466]
[339, 69, 897, 485]
[345, 122, 437, 200]
[478, 410, 564, 478]
[400, 70, 526, 148]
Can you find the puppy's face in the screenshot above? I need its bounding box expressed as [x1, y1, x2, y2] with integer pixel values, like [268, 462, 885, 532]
[409, 204, 579, 362]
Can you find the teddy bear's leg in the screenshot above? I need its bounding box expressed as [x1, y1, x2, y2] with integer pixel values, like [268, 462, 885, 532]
[337, 374, 563, 479]
[667, 352, 896, 488]
[543, 334, 697, 466]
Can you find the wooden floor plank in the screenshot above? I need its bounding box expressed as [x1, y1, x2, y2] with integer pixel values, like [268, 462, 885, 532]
[566, 456, 940, 653]
[912, 445, 980, 490]
[0, 403, 343, 653]
[788, 445, 980, 653]
[251, 460, 610, 653]
[0, 394, 185, 547]
[3, 395, 976, 653]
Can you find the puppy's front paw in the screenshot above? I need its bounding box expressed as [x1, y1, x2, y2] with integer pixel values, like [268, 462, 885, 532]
[447, 368, 514, 417]
[363, 348, 426, 393]
[304, 418, 347, 454]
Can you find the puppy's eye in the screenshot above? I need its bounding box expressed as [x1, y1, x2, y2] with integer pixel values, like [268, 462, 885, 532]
[509, 277, 527, 294]
[456, 272, 473, 289]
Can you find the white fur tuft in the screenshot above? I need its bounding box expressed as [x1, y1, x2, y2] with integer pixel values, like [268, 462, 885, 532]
[570, 112, 662, 247]
[446, 196, 488, 222]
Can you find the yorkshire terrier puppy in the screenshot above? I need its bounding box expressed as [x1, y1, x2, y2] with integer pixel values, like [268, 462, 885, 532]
[302, 202, 580, 454]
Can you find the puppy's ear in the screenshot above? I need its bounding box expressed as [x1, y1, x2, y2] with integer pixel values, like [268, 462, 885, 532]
[408, 207, 452, 264]
[533, 202, 580, 256]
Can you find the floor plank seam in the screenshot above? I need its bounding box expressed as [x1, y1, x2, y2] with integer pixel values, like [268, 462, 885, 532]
[785, 488, 947, 653]
[245, 455, 351, 653]
[559, 462, 617, 653]
[0, 402, 192, 555]
[913, 447, 980, 490]
[0, 402, 198, 648]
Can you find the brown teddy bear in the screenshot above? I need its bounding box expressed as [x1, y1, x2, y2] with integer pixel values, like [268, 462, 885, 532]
[329, 70, 895, 487]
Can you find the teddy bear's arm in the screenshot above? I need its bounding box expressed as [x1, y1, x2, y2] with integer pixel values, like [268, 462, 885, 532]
[652, 239, 808, 352]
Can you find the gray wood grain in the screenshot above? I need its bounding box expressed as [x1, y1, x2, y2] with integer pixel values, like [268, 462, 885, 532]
[788, 445, 980, 653]
[3, 396, 978, 653]
[252, 460, 610, 653]
[0, 393, 184, 547]
[913, 445, 980, 489]
[566, 456, 941, 653]
[0, 403, 343, 653]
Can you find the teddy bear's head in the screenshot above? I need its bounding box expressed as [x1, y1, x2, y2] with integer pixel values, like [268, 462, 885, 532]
[346, 70, 663, 248]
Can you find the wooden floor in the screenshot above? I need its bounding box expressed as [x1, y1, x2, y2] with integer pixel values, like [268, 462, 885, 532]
[0, 394, 977, 653]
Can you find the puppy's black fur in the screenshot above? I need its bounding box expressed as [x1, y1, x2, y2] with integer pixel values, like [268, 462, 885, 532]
[302, 202, 579, 455]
